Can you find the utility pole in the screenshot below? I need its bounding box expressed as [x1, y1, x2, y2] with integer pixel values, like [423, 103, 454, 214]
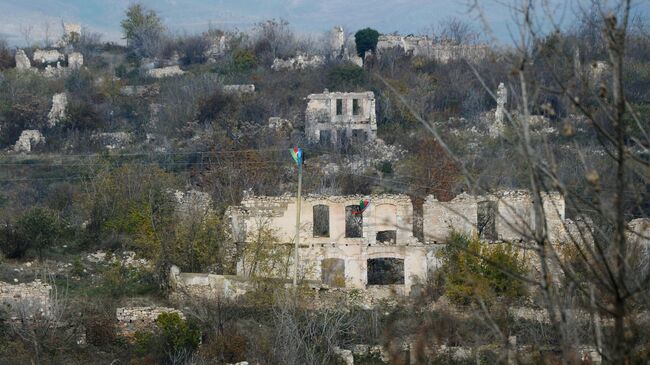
[291, 148, 303, 288]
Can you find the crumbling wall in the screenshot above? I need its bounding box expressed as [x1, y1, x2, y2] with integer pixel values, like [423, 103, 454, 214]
[116, 306, 184, 337]
[271, 54, 324, 71]
[305, 90, 377, 144]
[0, 280, 52, 320]
[376, 35, 490, 63]
[33, 49, 64, 64]
[170, 189, 214, 221]
[423, 190, 566, 243]
[47, 92, 67, 127]
[146, 65, 185, 78]
[92, 132, 132, 150]
[15, 49, 31, 70]
[170, 265, 251, 300]
[14, 130, 45, 152]
[223, 84, 255, 94]
[68, 52, 83, 69]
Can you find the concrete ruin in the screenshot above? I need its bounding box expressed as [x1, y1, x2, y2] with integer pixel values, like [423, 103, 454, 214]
[14, 130, 45, 152]
[67, 52, 84, 69]
[227, 190, 569, 294]
[305, 90, 377, 145]
[271, 54, 325, 71]
[489, 82, 507, 137]
[47, 92, 68, 127]
[146, 65, 185, 78]
[116, 306, 185, 337]
[376, 35, 490, 63]
[32, 49, 65, 64]
[170, 265, 251, 301]
[0, 280, 52, 320]
[15, 49, 31, 70]
[222, 84, 256, 95]
[56, 23, 81, 47]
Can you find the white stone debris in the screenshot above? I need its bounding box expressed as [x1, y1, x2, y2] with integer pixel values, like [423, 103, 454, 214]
[271, 54, 325, 71]
[14, 130, 45, 152]
[376, 35, 490, 63]
[222, 84, 255, 94]
[490, 82, 507, 137]
[47, 93, 68, 127]
[15, 49, 31, 70]
[146, 65, 185, 78]
[67, 52, 83, 69]
[0, 279, 52, 320]
[32, 49, 64, 64]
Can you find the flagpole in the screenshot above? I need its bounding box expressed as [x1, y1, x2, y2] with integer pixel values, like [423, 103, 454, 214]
[293, 153, 302, 288]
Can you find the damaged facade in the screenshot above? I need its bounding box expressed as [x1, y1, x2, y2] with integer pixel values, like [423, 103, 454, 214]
[305, 90, 377, 145]
[228, 190, 568, 294]
[376, 35, 490, 63]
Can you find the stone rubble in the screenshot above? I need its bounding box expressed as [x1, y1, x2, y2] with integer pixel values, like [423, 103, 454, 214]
[146, 65, 185, 78]
[14, 130, 45, 152]
[47, 92, 68, 127]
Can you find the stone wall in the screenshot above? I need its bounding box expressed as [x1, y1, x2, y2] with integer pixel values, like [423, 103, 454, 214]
[305, 90, 377, 144]
[146, 65, 185, 78]
[116, 306, 185, 337]
[423, 190, 565, 243]
[14, 130, 45, 152]
[170, 265, 252, 300]
[376, 35, 490, 63]
[271, 54, 324, 71]
[223, 84, 255, 94]
[47, 92, 67, 127]
[0, 280, 52, 320]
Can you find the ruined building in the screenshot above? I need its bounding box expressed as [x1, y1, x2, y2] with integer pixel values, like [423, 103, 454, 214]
[228, 190, 567, 294]
[376, 35, 490, 63]
[305, 90, 377, 145]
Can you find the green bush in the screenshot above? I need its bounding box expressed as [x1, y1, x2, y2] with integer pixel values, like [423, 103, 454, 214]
[156, 312, 201, 358]
[232, 49, 257, 71]
[437, 233, 527, 305]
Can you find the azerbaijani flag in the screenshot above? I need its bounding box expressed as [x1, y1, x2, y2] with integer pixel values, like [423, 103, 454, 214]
[354, 199, 370, 214]
[291, 148, 303, 166]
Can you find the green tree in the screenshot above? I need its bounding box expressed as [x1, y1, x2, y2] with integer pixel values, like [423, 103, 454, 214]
[16, 207, 60, 261]
[120, 4, 165, 58]
[354, 28, 380, 57]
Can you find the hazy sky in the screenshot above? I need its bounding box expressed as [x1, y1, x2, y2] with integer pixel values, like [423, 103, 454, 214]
[1, 0, 649, 46]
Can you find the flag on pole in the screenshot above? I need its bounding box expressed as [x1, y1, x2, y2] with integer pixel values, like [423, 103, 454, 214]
[354, 199, 370, 214]
[291, 148, 303, 166]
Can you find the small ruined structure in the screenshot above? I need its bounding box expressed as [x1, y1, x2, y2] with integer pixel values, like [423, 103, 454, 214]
[489, 82, 507, 137]
[14, 130, 45, 152]
[222, 84, 255, 95]
[47, 92, 68, 127]
[146, 65, 185, 78]
[271, 54, 325, 71]
[170, 265, 251, 301]
[227, 190, 569, 294]
[15, 49, 31, 70]
[305, 90, 377, 145]
[204, 33, 230, 61]
[268, 117, 293, 132]
[32, 49, 65, 64]
[0, 280, 52, 320]
[376, 35, 489, 63]
[67, 52, 83, 69]
[331, 26, 346, 58]
[55, 23, 81, 47]
[116, 307, 184, 337]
